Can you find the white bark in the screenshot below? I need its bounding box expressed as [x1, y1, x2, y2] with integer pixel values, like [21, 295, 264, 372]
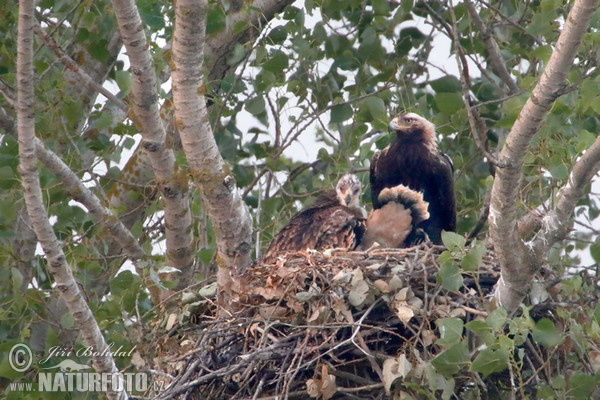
[489, 0, 600, 312]
[17, 2, 126, 398]
[110, 0, 195, 280]
[172, 0, 253, 274]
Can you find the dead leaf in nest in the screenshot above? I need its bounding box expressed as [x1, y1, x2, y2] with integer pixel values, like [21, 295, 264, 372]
[389, 274, 403, 291]
[395, 287, 412, 302]
[421, 329, 436, 347]
[165, 313, 178, 331]
[258, 305, 288, 319]
[332, 269, 352, 285]
[382, 353, 412, 393]
[296, 291, 317, 302]
[394, 303, 414, 325]
[351, 268, 364, 285]
[366, 262, 384, 271]
[374, 279, 391, 293]
[331, 295, 354, 323]
[307, 305, 332, 325]
[349, 279, 370, 307]
[287, 298, 305, 313]
[249, 322, 261, 337]
[253, 286, 285, 300]
[408, 296, 423, 311]
[276, 265, 300, 279]
[130, 351, 146, 368]
[449, 307, 466, 318]
[306, 365, 337, 400]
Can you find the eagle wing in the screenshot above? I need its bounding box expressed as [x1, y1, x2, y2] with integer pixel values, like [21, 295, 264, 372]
[369, 149, 383, 207]
[419, 150, 456, 243]
[315, 207, 366, 251]
[265, 201, 365, 258]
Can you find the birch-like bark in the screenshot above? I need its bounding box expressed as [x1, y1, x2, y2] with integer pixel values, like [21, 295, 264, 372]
[104, 0, 292, 243]
[489, 0, 600, 312]
[529, 137, 600, 255]
[16, 2, 126, 399]
[110, 0, 195, 282]
[171, 0, 253, 275]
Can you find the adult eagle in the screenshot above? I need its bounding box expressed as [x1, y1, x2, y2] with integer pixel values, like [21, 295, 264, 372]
[370, 113, 456, 244]
[264, 174, 367, 258]
[360, 184, 430, 249]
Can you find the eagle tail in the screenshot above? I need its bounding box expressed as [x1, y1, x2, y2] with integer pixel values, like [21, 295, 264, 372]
[377, 185, 430, 224]
[359, 185, 430, 249]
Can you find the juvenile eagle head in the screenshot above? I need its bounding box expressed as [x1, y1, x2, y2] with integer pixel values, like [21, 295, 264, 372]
[336, 174, 367, 217]
[388, 112, 437, 151]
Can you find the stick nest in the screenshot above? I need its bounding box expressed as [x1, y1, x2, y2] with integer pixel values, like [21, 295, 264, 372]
[149, 245, 597, 399]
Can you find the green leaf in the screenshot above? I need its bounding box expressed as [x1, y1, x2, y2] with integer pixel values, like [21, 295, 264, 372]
[470, 348, 509, 376]
[438, 262, 463, 291]
[550, 163, 569, 180]
[114, 70, 132, 94]
[465, 320, 490, 335]
[110, 270, 141, 299]
[461, 242, 486, 271]
[206, 4, 226, 35]
[431, 342, 470, 377]
[330, 104, 353, 124]
[485, 307, 508, 331]
[434, 93, 464, 115]
[568, 373, 599, 398]
[532, 318, 564, 347]
[366, 96, 387, 127]
[245, 96, 266, 116]
[138, 0, 165, 30]
[266, 25, 287, 44]
[262, 50, 289, 74]
[430, 76, 462, 93]
[441, 231, 466, 251]
[590, 236, 600, 264]
[437, 318, 464, 345]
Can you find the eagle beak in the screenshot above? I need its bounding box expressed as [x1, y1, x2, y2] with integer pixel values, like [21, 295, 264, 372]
[389, 117, 410, 132]
[345, 194, 352, 206]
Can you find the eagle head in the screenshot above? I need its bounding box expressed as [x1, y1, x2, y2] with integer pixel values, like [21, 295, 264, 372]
[388, 112, 437, 149]
[336, 174, 363, 209]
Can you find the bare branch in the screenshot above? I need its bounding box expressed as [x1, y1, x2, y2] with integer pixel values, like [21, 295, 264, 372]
[529, 137, 600, 256]
[34, 21, 128, 112]
[464, 0, 520, 95]
[489, 0, 600, 312]
[17, 2, 126, 398]
[110, 0, 195, 284]
[204, 0, 295, 83]
[171, 0, 253, 274]
[448, 0, 501, 169]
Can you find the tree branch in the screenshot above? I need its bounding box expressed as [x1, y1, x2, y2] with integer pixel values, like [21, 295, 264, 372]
[204, 0, 295, 83]
[34, 21, 128, 112]
[464, 0, 520, 95]
[110, 0, 195, 285]
[171, 0, 253, 275]
[489, 0, 600, 312]
[529, 137, 600, 256]
[17, 2, 126, 398]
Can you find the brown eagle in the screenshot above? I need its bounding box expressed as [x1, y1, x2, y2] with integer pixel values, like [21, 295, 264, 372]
[370, 113, 456, 244]
[264, 174, 367, 258]
[360, 184, 430, 249]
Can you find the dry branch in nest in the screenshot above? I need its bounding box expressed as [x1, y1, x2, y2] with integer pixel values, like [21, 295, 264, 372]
[148, 244, 599, 399]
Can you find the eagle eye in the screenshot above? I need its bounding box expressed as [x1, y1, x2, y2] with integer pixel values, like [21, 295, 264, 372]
[404, 117, 413, 124]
